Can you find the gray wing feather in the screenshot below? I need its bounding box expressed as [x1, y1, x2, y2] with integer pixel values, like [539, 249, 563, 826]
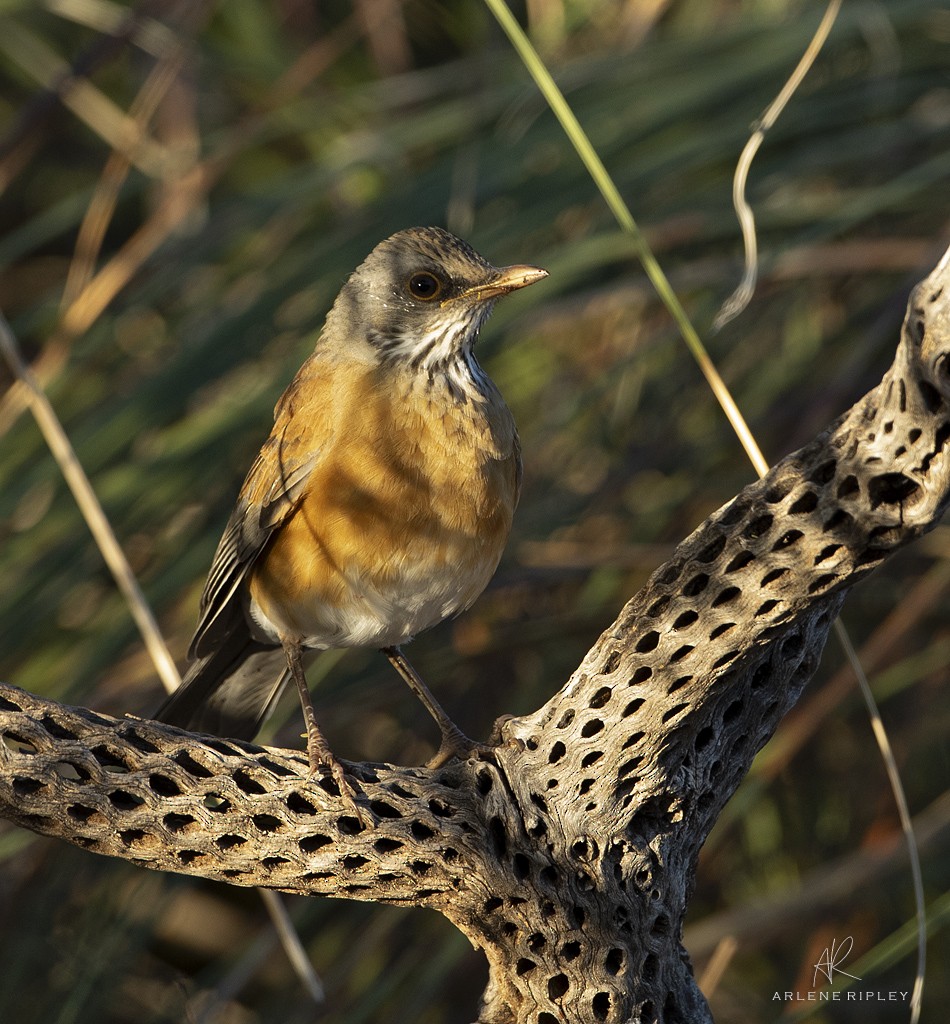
[188, 442, 319, 658]
[158, 433, 320, 738]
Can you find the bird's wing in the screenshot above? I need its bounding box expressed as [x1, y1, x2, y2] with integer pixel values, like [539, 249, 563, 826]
[188, 357, 329, 658]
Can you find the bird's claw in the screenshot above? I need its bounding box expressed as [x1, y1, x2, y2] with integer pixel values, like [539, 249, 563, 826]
[425, 726, 494, 769]
[303, 735, 371, 828]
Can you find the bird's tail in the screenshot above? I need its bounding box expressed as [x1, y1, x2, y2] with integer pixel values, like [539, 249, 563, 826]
[155, 633, 290, 742]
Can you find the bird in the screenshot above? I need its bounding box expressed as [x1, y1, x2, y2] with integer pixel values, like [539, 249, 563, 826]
[156, 226, 547, 795]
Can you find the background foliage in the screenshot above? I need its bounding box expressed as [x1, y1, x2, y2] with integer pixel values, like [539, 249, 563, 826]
[0, 0, 948, 1021]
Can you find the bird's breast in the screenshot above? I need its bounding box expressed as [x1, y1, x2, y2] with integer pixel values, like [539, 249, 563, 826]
[248, 361, 520, 648]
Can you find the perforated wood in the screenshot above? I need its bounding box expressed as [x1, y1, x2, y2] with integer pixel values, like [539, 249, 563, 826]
[3, 250, 950, 1023]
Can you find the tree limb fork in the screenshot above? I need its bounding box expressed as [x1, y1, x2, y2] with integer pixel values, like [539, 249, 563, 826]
[3, 247, 950, 1022]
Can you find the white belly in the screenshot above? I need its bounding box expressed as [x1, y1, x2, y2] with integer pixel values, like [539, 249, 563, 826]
[247, 548, 498, 650]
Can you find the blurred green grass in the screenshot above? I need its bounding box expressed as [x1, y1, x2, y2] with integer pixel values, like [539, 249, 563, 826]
[0, 0, 948, 1021]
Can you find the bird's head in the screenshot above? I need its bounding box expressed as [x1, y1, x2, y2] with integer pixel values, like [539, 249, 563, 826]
[323, 226, 547, 386]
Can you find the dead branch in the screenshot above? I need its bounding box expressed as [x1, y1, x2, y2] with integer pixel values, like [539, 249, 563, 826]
[2, 246, 950, 1023]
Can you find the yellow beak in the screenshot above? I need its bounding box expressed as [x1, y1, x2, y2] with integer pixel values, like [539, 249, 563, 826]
[456, 264, 548, 304]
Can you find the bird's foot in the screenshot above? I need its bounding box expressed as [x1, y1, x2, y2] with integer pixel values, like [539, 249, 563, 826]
[425, 725, 494, 770]
[303, 732, 370, 827]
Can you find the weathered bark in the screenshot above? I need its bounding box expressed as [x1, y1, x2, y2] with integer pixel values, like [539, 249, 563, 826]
[2, 247, 950, 1023]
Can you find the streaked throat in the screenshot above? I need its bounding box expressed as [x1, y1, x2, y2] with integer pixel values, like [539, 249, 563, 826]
[374, 306, 493, 400]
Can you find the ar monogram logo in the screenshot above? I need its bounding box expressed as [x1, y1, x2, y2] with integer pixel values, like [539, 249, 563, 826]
[774, 934, 908, 1005]
[813, 936, 862, 987]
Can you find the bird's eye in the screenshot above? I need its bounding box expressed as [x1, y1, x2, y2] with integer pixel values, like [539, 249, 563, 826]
[407, 272, 443, 301]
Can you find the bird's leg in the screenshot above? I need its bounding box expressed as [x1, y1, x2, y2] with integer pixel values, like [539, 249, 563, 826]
[282, 639, 364, 818]
[381, 646, 491, 768]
